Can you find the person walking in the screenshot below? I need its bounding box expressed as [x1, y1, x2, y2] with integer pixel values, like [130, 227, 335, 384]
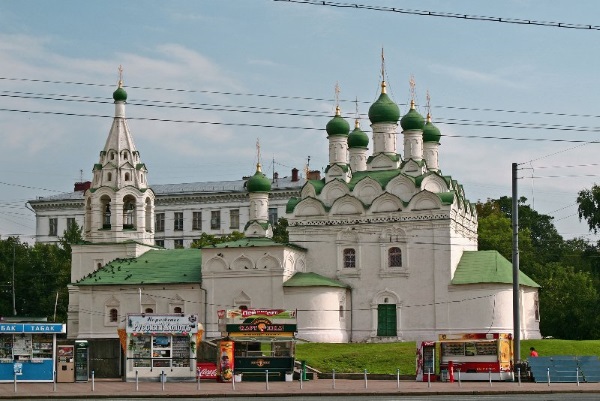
[529, 347, 538, 357]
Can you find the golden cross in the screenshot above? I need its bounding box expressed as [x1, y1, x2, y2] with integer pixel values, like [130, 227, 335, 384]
[409, 75, 416, 103]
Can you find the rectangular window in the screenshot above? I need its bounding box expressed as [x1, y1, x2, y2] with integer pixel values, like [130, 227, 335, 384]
[66, 217, 76, 229]
[174, 212, 184, 231]
[268, 207, 278, 226]
[230, 209, 239, 229]
[49, 218, 58, 236]
[377, 304, 397, 336]
[211, 211, 221, 230]
[192, 212, 202, 230]
[155, 239, 164, 248]
[174, 239, 184, 249]
[155, 213, 165, 232]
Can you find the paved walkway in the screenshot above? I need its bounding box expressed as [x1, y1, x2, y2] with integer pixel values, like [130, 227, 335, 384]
[1, 378, 600, 399]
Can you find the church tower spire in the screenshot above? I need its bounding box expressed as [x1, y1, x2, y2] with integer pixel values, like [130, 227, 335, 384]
[83, 66, 155, 244]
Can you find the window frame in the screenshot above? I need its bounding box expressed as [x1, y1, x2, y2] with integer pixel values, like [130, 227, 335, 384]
[211, 210, 221, 230]
[155, 213, 165, 232]
[174, 212, 184, 231]
[192, 211, 202, 230]
[343, 248, 356, 268]
[48, 218, 58, 236]
[229, 209, 240, 229]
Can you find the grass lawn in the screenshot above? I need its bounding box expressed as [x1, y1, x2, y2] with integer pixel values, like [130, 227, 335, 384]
[296, 340, 600, 375]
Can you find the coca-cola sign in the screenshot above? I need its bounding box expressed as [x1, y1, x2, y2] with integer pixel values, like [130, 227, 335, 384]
[197, 362, 217, 379]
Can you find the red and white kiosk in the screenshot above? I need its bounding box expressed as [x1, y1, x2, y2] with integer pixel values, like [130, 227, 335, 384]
[416, 333, 514, 382]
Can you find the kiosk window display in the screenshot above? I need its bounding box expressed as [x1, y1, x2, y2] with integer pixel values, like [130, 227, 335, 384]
[0, 321, 65, 382]
[123, 314, 202, 382]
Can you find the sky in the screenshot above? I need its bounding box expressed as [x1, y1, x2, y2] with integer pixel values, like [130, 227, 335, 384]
[1, 0, 600, 243]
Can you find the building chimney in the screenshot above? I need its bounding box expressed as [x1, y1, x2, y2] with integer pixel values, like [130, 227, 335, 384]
[74, 181, 92, 192]
[307, 170, 321, 180]
[291, 168, 299, 182]
[273, 172, 279, 182]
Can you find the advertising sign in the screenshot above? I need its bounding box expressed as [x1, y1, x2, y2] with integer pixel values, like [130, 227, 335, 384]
[197, 362, 217, 380]
[126, 314, 199, 334]
[217, 341, 234, 382]
[218, 309, 297, 334]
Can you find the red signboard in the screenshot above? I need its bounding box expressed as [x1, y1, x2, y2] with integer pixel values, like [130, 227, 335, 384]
[196, 362, 217, 380]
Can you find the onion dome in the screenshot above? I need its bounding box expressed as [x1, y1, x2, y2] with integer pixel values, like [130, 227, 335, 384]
[423, 114, 441, 143]
[400, 100, 425, 131]
[247, 164, 271, 193]
[348, 120, 369, 148]
[368, 81, 400, 124]
[113, 84, 127, 102]
[326, 106, 350, 137]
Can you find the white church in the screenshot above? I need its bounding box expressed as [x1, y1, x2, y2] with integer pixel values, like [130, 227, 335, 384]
[65, 69, 540, 376]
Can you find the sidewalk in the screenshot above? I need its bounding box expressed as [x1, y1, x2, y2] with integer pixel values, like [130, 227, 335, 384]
[1, 378, 600, 399]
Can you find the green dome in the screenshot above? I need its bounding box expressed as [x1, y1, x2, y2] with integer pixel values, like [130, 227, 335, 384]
[348, 121, 369, 148]
[423, 118, 441, 143]
[368, 85, 400, 124]
[113, 86, 128, 102]
[247, 166, 271, 193]
[326, 108, 350, 137]
[400, 102, 425, 131]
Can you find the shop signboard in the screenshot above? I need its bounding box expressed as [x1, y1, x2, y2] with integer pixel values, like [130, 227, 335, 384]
[126, 314, 199, 334]
[218, 309, 297, 334]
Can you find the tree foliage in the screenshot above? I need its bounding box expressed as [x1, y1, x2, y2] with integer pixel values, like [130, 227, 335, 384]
[272, 217, 289, 244]
[577, 184, 600, 234]
[477, 197, 600, 339]
[189, 231, 245, 248]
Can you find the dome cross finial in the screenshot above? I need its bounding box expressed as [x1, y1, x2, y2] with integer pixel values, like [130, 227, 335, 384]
[354, 96, 360, 128]
[380, 47, 387, 94]
[255, 138, 262, 172]
[426, 90, 432, 121]
[409, 74, 416, 109]
[118, 65, 124, 88]
[334, 81, 341, 116]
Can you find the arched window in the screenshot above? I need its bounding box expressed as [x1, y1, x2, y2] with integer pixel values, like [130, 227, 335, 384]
[124, 172, 130, 181]
[110, 152, 115, 160]
[107, 172, 112, 182]
[123, 196, 135, 229]
[101, 196, 111, 229]
[388, 247, 402, 268]
[173, 306, 182, 314]
[109, 308, 118, 322]
[144, 308, 154, 314]
[123, 152, 128, 160]
[343, 248, 356, 268]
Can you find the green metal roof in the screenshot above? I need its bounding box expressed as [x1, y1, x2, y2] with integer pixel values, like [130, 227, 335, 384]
[76, 248, 201, 286]
[283, 272, 349, 288]
[348, 169, 403, 191]
[452, 250, 539, 287]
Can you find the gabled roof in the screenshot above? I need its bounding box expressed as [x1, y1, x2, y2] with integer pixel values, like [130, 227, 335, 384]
[452, 250, 539, 287]
[283, 272, 349, 288]
[76, 248, 201, 286]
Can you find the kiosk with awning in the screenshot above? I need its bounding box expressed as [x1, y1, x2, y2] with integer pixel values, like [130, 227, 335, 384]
[0, 320, 65, 382]
[123, 313, 202, 382]
[218, 309, 297, 382]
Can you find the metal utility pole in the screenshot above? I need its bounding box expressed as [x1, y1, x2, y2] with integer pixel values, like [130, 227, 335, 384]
[12, 241, 16, 316]
[512, 163, 520, 362]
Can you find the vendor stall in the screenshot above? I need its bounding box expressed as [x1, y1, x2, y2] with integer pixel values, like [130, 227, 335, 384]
[123, 313, 202, 382]
[416, 333, 514, 382]
[217, 309, 297, 382]
[0, 320, 65, 382]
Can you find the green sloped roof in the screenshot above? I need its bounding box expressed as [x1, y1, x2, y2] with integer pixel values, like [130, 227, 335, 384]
[207, 237, 306, 252]
[307, 179, 326, 195]
[286, 197, 301, 213]
[348, 169, 403, 191]
[283, 272, 349, 288]
[452, 250, 539, 287]
[76, 248, 201, 286]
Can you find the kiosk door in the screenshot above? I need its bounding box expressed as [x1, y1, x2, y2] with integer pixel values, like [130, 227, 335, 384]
[75, 341, 89, 382]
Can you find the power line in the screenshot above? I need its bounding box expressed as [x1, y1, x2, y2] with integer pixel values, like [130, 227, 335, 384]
[274, 0, 600, 31]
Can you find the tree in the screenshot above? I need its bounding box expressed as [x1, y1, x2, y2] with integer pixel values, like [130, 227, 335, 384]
[190, 231, 245, 248]
[272, 217, 289, 244]
[528, 262, 600, 339]
[577, 184, 600, 234]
